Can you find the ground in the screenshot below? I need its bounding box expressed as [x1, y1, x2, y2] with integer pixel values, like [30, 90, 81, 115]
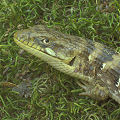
[0, 0, 120, 119]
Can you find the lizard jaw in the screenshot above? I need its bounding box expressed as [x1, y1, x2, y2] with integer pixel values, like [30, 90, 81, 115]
[14, 38, 76, 75]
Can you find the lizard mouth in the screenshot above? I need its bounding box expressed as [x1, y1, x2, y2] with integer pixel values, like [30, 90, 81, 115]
[14, 37, 76, 76]
[14, 36, 61, 62]
[14, 31, 75, 65]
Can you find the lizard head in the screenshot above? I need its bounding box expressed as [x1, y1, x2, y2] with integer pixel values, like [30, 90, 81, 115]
[14, 25, 80, 76]
[14, 25, 78, 64]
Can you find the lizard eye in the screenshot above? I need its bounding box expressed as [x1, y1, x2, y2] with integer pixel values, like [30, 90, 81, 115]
[42, 38, 49, 44]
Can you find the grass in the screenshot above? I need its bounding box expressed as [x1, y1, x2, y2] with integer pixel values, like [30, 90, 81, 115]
[0, 0, 120, 119]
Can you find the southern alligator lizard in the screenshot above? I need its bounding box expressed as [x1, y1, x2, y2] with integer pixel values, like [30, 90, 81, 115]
[14, 25, 120, 104]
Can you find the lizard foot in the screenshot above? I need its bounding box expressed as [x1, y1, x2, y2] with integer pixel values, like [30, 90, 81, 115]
[76, 81, 109, 101]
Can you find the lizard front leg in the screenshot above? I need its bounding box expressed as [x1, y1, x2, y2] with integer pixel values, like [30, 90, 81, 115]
[76, 80, 109, 101]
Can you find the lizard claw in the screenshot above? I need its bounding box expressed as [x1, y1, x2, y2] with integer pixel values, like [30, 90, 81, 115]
[76, 81, 87, 90]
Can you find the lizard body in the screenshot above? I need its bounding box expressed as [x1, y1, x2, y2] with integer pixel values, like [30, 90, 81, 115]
[14, 25, 120, 104]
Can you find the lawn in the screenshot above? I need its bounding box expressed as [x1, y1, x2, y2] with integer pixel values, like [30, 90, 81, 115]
[0, 0, 120, 119]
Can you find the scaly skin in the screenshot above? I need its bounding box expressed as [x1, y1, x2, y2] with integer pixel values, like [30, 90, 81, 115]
[14, 25, 120, 104]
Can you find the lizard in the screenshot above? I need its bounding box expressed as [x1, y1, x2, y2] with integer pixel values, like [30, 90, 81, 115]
[14, 25, 120, 104]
